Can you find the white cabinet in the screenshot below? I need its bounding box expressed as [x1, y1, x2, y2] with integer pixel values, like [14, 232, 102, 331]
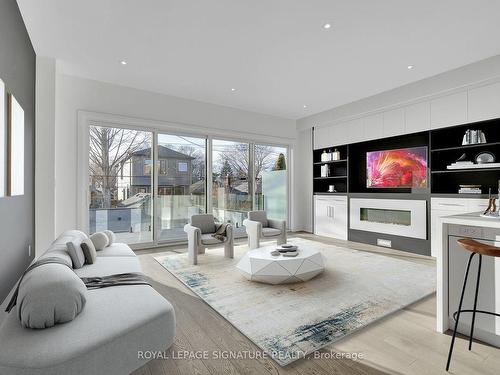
[313, 126, 330, 150]
[430, 197, 489, 257]
[383, 108, 405, 137]
[405, 101, 431, 134]
[363, 113, 384, 141]
[468, 82, 500, 122]
[345, 118, 364, 144]
[314, 195, 348, 240]
[430, 92, 467, 129]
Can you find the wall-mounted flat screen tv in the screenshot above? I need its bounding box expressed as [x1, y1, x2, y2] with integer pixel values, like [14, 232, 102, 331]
[366, 146, 428, 188]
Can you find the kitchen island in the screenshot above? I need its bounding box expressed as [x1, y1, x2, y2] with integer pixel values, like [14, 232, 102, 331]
[437, 212, 500, 348]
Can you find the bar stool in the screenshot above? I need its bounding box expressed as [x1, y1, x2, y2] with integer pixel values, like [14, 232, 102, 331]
[446, 238, 500, 371]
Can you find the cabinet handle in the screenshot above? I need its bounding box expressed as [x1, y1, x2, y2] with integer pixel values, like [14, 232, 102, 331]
[439, 203, 464, 207]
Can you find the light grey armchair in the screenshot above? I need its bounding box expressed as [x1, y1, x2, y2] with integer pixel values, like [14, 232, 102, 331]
[243, 211, 287, 250]
[184, 214, 234, 265]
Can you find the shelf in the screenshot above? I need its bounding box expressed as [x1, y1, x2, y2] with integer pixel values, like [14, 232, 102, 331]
[431, 167, 500, 174]
[314, 176, 348, 180]
[313, 159, 347, 165]
[431, 141, 500, 152]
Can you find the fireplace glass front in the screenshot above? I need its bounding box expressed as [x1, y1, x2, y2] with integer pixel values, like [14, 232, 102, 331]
[360, 208, 411, 226]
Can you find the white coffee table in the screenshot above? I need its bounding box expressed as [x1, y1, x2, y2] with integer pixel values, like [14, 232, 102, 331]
[236, 245, 325, 284]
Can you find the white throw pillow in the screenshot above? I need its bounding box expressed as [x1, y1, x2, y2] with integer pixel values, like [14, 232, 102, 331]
[17, 264, 87, 329]
[103, 230, 116, 246]
[90, 232, 109, 251]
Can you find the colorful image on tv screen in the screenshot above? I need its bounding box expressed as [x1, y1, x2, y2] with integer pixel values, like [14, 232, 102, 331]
[366, 146, 427, 188]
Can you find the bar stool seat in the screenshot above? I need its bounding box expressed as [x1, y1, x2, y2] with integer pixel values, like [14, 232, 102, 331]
[446, 238, 500, 371]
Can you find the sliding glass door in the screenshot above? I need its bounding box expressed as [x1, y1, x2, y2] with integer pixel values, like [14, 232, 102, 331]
[254, 144, 288, 221]
[211, 139, 252, 236]
[88, 125, 153, 244]
[87, 124, 288, 245]
[156, 133, 207, 242]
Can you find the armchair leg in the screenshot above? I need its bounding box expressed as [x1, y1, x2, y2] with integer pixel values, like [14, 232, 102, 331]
[224, 242, 234, 259]
[188, 245, 197, 265]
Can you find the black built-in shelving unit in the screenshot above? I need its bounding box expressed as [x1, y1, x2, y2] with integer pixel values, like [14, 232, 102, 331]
[312, 145, 348, 194]
[313, 117, 500, 196]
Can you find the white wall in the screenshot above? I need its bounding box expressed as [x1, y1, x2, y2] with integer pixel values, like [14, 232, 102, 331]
[35, 56, 56, 254]
[48, 72, 296, 237]
[295, 54, 500, 232]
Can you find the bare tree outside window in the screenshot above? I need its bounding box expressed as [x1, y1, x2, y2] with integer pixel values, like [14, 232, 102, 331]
[89, 126, 150, 208]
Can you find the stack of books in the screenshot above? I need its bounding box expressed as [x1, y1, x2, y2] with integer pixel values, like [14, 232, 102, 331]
[447, 161, 474, 169]
[458, 185, 482, 194]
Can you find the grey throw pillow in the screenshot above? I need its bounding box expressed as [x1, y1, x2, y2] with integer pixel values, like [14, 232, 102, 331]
[90, 232, 109, 250]
[17, 263, 87, 329]
[80, 238, 97, 264]
[103, 230, 116, 246]
[66, 240, 85, 269]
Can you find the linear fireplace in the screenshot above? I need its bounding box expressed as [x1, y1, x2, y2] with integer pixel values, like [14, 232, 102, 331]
[350, 198, 427, 239]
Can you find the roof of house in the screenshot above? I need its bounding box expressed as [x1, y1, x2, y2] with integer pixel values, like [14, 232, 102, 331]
[132, 145, 195, 160]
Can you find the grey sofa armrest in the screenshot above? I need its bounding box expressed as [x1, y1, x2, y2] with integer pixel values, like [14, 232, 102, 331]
[267, 219, 286, 233]
[184, 224, 201, 246]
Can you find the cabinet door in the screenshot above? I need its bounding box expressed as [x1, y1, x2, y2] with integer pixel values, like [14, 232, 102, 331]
[383, 108, 405, 137]
[467, 198, 490, 213]
[345, 118, 364, 144]
[363, 113, 384, 141]
[314, 197, 331, 237]
[405, 101, 430, 134]
[330, 199, 348, 240]
[430, 92, 467, 129]
[468, 82, 500, 122]
[314, 126, 330, 150]
[314, 196, 348, 240]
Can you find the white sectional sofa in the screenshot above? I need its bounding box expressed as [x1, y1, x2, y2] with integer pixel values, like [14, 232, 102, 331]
[0, 230, 176, 375]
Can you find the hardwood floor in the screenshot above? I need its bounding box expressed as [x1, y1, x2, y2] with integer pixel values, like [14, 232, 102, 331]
[131, 233, 498, 375]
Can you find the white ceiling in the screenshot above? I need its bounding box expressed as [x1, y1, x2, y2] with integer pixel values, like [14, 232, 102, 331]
[17, 0, 500, 119]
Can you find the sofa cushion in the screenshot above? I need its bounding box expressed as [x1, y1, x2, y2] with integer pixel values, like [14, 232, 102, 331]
[81, 239, 97, 264]
[17, 263, 87, 329]
[248, 211, 268, 227]
[200, 233, 225, 245]
[66, 240, 86, 269]
[262, 227, 281, 237]
[74, 257, 142, 278]
[191, 214, 216, 234]
[103, 230, 116, 246]
[90, 232, 109, 250]
[39, 244, 73, 268]
[96, 243, 136, 257]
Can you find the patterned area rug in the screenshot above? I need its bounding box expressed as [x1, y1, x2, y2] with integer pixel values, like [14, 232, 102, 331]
[155, 238, 436, 366]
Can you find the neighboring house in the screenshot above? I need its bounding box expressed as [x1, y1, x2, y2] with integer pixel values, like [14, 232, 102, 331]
[129, 145, 194, 195]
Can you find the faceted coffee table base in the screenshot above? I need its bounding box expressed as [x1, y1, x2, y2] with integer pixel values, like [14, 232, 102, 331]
[236, 246, 325, 284]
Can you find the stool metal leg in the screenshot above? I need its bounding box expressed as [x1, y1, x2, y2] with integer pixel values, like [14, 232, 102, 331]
[469, 254, 482, 351]
[446, 252, 475, 371]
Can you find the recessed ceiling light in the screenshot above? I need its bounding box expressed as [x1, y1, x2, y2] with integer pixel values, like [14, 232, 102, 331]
[231, 88, 236, 92]
[407, 65, 414, 70]
[323, 23, 331, 29]
[120, 60, 127, 65]
[303, 105, 308, 109]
